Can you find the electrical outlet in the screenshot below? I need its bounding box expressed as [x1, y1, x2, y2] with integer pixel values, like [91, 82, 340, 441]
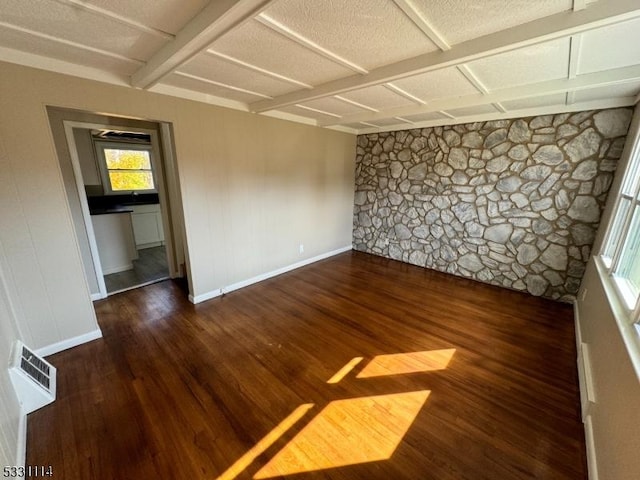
[299, 244, 304, 254]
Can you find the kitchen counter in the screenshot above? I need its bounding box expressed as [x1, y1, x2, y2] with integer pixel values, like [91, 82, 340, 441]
[89, 207, 134, 215]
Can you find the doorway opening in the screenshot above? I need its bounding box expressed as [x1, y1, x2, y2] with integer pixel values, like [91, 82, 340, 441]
[90, 130, 170, 294]
[47, 107, 190, 300]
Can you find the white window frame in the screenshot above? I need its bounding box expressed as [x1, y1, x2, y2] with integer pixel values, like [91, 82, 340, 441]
[94, 140, 157, 195]
[594, 108, 640, 379]
[598, 110, 640, 324]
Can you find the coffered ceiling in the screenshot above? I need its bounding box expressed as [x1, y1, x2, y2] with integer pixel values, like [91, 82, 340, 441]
[1, 0, 639, 133]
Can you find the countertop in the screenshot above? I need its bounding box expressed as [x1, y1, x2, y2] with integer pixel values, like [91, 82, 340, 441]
[89, 207, 134, 216]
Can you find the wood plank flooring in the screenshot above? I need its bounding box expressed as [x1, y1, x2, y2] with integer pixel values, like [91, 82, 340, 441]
[26, 251, 586, 479]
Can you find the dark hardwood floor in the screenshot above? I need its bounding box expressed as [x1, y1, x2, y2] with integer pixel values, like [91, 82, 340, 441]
[27, 251, 586, 479]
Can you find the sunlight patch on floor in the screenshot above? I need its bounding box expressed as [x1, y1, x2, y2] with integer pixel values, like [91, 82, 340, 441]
[216, 403, 314, 480]
[357, 349, 456, 378]
[326, 356, 364, 384]
[253, 390, 431, 478]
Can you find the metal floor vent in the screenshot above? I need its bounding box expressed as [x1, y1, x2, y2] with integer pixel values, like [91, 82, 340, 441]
[9, 341, 56, 414]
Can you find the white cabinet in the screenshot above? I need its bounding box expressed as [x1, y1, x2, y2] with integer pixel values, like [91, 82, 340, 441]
[91, 213, 137, 275]
[131, 204, 165, 249]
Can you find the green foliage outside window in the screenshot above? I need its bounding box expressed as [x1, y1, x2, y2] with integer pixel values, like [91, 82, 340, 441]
[104, 148, 155, 192]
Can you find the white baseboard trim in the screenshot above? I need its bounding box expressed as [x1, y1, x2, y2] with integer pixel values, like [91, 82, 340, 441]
[189, 245, 353, 304]
[137, 241, 164, 249]
[102, 263, 133, 275]
[35, 328, 103, 357]
[189, 289, 222, 304]
[90, 292, 104, 301]
[573, 299, 582, 347]
[574, 299, 598, 480]
[15, 411, 26, 466]
[585, 415, 599, 480]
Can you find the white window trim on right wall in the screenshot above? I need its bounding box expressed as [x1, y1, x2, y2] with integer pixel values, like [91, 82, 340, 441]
[593, 103, 640, 380]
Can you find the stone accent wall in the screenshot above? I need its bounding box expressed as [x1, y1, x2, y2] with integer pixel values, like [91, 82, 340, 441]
[353, 108, 632, 301]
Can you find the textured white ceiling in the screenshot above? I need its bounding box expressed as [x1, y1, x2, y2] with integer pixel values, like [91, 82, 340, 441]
[179, 53, 297, 97]
[392, 67, 480, 101]
[297, 97, 373, 117]
[85, 0, 209, 35]
[161, 73, 265, 104]
[1, 0, 167, 60]
[339, 85, 417, 110]
[407, 0, 573, 45]
[0, 0, 638, 133]
[276, 104, 341, 121]
[262, 0, 440, 70]
[208, 19, 353, 85]
[0, 23, 140, 75]
[578, 17, 640, 74]
[468, 38, 571, 90]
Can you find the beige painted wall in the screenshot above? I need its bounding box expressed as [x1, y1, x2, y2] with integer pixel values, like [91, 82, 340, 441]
[0, 232, 23, 467]
[577, 261, 640, 479]
[73, 128, 100, 187]
[0, 61, 356, 351]
[576, 104, 640, 479]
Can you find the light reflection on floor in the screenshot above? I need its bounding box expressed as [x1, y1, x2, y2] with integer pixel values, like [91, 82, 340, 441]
[216, 349, 455, 479]
[253, 391, 431, 479]
[326, 356, 363, 384]
[357, 349, 456, 378]
[216, 404, 315, 480]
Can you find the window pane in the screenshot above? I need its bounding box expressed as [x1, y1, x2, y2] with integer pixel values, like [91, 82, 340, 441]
[615, 204, 640, 303]
[603, 197, 632, 262]
[104, 149, 151, 170]
[108, 171, 155, 191]
[621, 148, 640, 196]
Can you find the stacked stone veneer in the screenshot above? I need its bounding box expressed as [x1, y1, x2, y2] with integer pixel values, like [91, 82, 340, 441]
[353, 108, 632, 301]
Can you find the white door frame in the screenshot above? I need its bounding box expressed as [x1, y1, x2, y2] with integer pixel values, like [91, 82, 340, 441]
[62, 120, 180, 300]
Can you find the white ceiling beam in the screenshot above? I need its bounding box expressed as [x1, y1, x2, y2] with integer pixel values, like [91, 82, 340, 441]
[52, 0, 173, 39]
[357, 97, 635, 134]
[566, 34, 583, 105]
[255, 13, 368, 74]
[383, 83, 426, 104]
[320, 64, 640, 126]
[394, 116, 415, 124]
[391, 0, 451, 50]
[568, 35, 582, 79]
[573, 0, 587, 12]
[493, 103, 507, 113]
[131, 0, 274, 89]
[293, 104, 342, 118]
[334, 96, 379, 112]
[456, 64, 489, 94]
[250, 0, 640, 113]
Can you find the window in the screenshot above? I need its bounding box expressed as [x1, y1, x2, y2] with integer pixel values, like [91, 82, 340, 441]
[95, 141, 156, 194]
[601, 123, 640, 318]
